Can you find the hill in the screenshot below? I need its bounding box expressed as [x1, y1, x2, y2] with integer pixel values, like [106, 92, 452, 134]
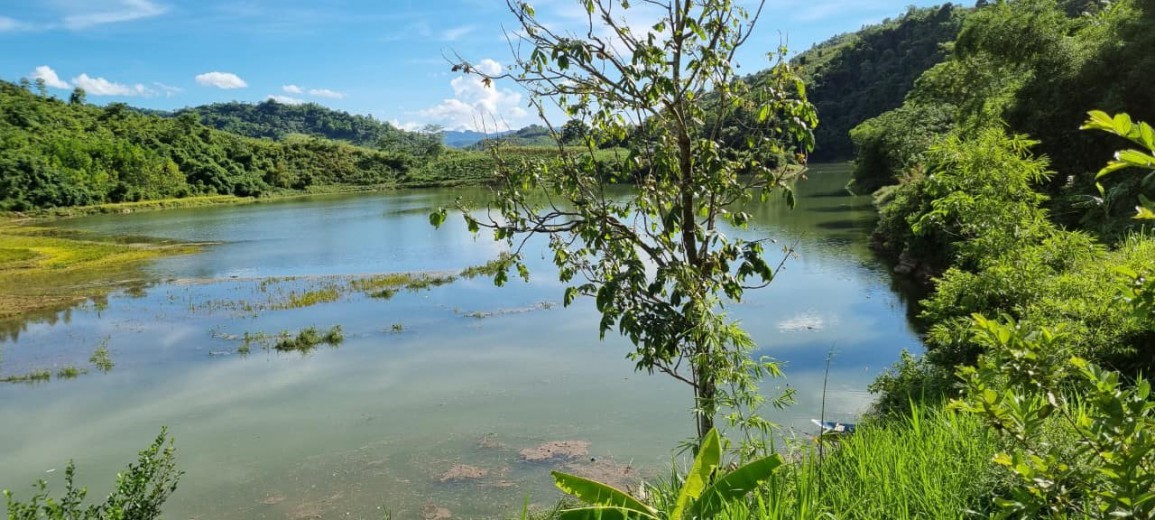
[0, 81, 429, 210]
[443, 129, 517, 148]
[790, 3, 968, 161]
[174, 101, 442, 157]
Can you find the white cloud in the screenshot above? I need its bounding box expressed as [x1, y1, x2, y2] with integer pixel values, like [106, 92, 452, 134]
[195, 72, 247, 89]
[307, 88, 345, 99]
[71, 73, 153, 96]
[267, 95, 305, 105]
[282, 84, 304, 94]
[63, 0, 167, 29]
[29, 66, 70, 89]
[440, 25, 476, 41]
[154, 82, 182, 97]
[415, 58, 528, 131]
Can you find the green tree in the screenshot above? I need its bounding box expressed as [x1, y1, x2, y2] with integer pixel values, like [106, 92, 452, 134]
[436, 0, 816, 441]
[68, 87, 86, 106]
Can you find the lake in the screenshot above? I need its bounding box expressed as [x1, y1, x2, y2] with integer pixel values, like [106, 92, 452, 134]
[0, 163, 922, 519]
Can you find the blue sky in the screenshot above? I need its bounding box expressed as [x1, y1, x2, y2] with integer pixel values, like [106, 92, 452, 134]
[0, 0, 950, 131]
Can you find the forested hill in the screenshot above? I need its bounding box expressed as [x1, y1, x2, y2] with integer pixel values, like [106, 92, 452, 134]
[790, 3, 968, 161]
[174, 101, 442, 156]
[0, 80, 423, 210]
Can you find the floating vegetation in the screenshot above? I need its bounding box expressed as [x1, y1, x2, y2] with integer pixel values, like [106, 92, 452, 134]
[350, 273, 457, 300]
[283, 287, 341, 309]
[0, 221, 200, 319]
[458, 253, 514, 280]
[189, 270, 463, 317]
[90, 339, 114, 373]
[56, 366, 88, 379]
[273, 325, 344, 354]
[390, 323, 404, 333]
[457, 301, 557, 320]
[0, 369, 51, 384]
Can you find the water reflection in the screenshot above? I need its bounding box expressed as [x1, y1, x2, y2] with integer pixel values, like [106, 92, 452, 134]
[0, 164, 924, 519]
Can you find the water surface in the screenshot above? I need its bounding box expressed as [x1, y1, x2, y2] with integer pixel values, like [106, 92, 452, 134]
[0, 164, 922, 519]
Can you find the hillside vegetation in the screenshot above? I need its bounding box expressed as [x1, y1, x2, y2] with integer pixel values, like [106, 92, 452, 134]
[0, 81, 459, 210]
[174, 100, 443, 156]
[790, 3, 967, 161]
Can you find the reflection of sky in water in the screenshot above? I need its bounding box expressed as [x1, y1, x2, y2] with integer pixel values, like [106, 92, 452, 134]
[0, 165, 922, 519]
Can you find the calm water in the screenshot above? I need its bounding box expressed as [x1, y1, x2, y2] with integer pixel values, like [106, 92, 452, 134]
[0, 164, 921, 519]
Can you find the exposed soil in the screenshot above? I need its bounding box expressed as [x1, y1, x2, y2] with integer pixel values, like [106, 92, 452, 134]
[438, 464, 489, 483]
[519, 440, 591, 462]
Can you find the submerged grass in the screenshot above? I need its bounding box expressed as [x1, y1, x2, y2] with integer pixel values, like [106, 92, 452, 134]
[273, 325, 344, 353]
[0, 220, 200, 319]
[0, 369, 51, 384]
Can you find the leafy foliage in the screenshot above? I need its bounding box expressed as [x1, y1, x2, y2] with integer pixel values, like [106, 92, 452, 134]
[0, 80, 429, 210]
[789, 4, 967, 162]
[953, 316, 1155, 518]
[551, 428, 783, 520]
[4, 428, 180, 520]
[174, 100, 444, 157]
[439, 0, 815, 440]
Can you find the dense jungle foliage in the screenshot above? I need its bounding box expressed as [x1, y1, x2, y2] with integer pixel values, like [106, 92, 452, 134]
[791, 3, 968, 162]
[860, 0, 1155, 449]
[0, 81, 459, 210]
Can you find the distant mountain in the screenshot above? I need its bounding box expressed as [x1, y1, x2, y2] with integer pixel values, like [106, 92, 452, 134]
[443, 129, 515, 149]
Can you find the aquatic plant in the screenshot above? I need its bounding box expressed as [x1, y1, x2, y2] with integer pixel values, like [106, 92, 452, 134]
[89, 339, 114, 373]
[0, 370, 52, 384]
[4, 428, 181, 520]
[56, 366, 88, 379]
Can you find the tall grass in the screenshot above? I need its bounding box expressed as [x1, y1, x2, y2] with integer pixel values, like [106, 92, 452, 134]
[721, 404, 1002, 519]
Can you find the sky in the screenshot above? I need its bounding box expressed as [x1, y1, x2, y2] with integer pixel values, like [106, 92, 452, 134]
[0, 0, 950, 132]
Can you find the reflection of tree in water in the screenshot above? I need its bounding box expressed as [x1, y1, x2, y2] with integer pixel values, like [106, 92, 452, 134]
[0, 280, 156, 344]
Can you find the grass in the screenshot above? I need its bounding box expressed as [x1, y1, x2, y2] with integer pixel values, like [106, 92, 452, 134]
[713, 404, 1003, 520]
[514, 403, 1003, 520]
[0, 220, 200, 318]
[273, 325, 344, 353]
[0, 369, 51, 384]
[90, 341, 114, 373]
[56, 366, 88, 379]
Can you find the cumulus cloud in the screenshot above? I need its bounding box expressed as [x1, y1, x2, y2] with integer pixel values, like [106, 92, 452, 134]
[282, 84, 304, 94]
[64, 0, 167, 30]
[29, 66, 70, 89]
[307, 88, 345, 99]
[415, 58, 528, 131]
[267, 95, 305, 105]
[195, 71, 247, 89]
[71, 73, 153, 96]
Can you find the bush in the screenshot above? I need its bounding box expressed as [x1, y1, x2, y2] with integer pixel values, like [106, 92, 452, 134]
[4, 428, 180, 520]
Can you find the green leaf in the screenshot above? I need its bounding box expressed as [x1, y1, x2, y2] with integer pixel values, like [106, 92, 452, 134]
[1114, 113, 1135, 137]
[1097, 160, 1134, 179]
[1081, 110, 1114, 132]
[551, 471, 657, 515]
[429, 209, 447, 229]
[1136, 195, 1155, 220]
[671, 428, 721, 520]
[693, 454, 783, 518]
[557, 507, 655, 520]
[1118, 149, 1155, 168]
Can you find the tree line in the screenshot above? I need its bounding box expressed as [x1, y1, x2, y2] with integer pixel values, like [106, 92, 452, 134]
[0, 81, 445, 210]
